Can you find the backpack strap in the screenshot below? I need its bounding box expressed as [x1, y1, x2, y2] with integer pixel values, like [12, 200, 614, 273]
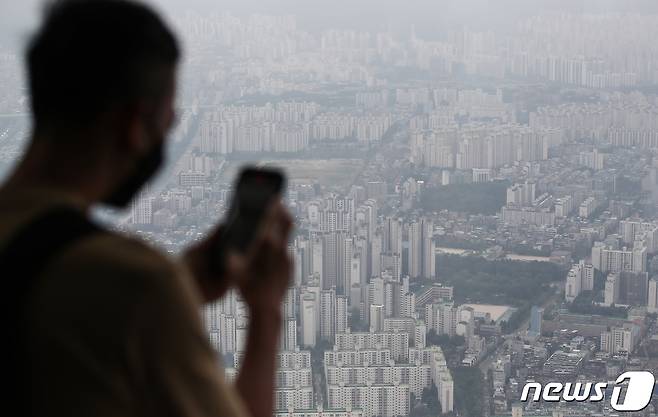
[1, 206, 103, 412]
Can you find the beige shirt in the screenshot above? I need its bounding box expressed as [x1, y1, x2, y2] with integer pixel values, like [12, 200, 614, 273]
[0, 188, 250, 417]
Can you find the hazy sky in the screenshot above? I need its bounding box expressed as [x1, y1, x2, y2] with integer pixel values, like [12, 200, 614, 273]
[2, 0, 658, 51]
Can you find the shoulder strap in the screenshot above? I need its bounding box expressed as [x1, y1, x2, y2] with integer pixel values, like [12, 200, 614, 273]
[2, 206, 103, 412]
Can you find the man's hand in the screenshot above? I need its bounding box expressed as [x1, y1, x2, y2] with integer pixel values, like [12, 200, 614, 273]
[227, 201, 293, 315]
[183, 200, 293, 304]
[183, 224, 234, 303]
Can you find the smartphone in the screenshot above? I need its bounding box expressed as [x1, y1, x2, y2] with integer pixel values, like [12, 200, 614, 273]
[212, 166, 286, 273]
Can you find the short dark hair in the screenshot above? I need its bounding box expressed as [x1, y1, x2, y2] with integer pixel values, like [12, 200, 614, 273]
[27, 0, 180, 131]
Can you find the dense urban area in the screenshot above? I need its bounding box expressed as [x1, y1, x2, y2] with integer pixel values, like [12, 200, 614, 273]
[2, 5, 658, 417]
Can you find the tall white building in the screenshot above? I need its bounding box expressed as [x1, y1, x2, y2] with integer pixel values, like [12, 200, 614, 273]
[280, 318, 298, 351]
[591, 244, 647, 273]
[384, 217, 402, 254]
[320, 289, 336, 341]
[326, 384, 409, 417]
[426, 302, 458, 336]
[620, 220, 658, 254]
[415, 321, 427, 348]
[604, 273, 620, 306]
[369, 304, 385, 333]
[649, 278, 658, 313]
[335, 332, 410, 362]
[326, 336, 452, 417]
[601, 326, 639, 354]
[370, 233, 382, 278]
[554, 196, 574, 217]
[506, 182, 536, 206]
[401, 292, 416, 318]
[565, 261, 594, 302]
[300, 293, 317, 347]
[429, 347, 454, 414]
[131, 194, 154, 225]
[311, 236, 324, 284]
[407, 218, 435, 280]
[336, 295, 349, 335]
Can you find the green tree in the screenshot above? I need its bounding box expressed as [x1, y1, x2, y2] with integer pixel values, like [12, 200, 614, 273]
[453, 367, 484, 417]
[421, 384, 441, 413]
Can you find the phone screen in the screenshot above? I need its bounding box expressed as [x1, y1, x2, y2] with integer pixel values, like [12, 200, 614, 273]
[225, 168, 284, 251]
[220, 167, 285, 255]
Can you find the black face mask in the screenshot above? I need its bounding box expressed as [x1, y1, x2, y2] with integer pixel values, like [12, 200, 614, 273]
[103, 140, 164, 208]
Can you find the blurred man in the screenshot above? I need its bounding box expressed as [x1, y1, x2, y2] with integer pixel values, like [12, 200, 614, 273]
[0, 1, 292, 416]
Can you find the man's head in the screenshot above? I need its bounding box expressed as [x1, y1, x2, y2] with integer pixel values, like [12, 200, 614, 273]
[26, 0, 180, 207]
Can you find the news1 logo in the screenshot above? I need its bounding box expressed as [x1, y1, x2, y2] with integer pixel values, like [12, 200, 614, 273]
[520, 371, 656, 412]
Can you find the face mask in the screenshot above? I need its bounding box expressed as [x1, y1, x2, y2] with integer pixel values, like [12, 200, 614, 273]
[103, 138, 164, 208]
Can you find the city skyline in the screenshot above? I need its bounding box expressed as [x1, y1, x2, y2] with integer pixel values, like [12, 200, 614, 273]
[2, 2, 658, 417]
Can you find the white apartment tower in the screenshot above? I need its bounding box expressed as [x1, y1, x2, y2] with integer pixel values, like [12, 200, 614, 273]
[300, 293, 317, 347]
